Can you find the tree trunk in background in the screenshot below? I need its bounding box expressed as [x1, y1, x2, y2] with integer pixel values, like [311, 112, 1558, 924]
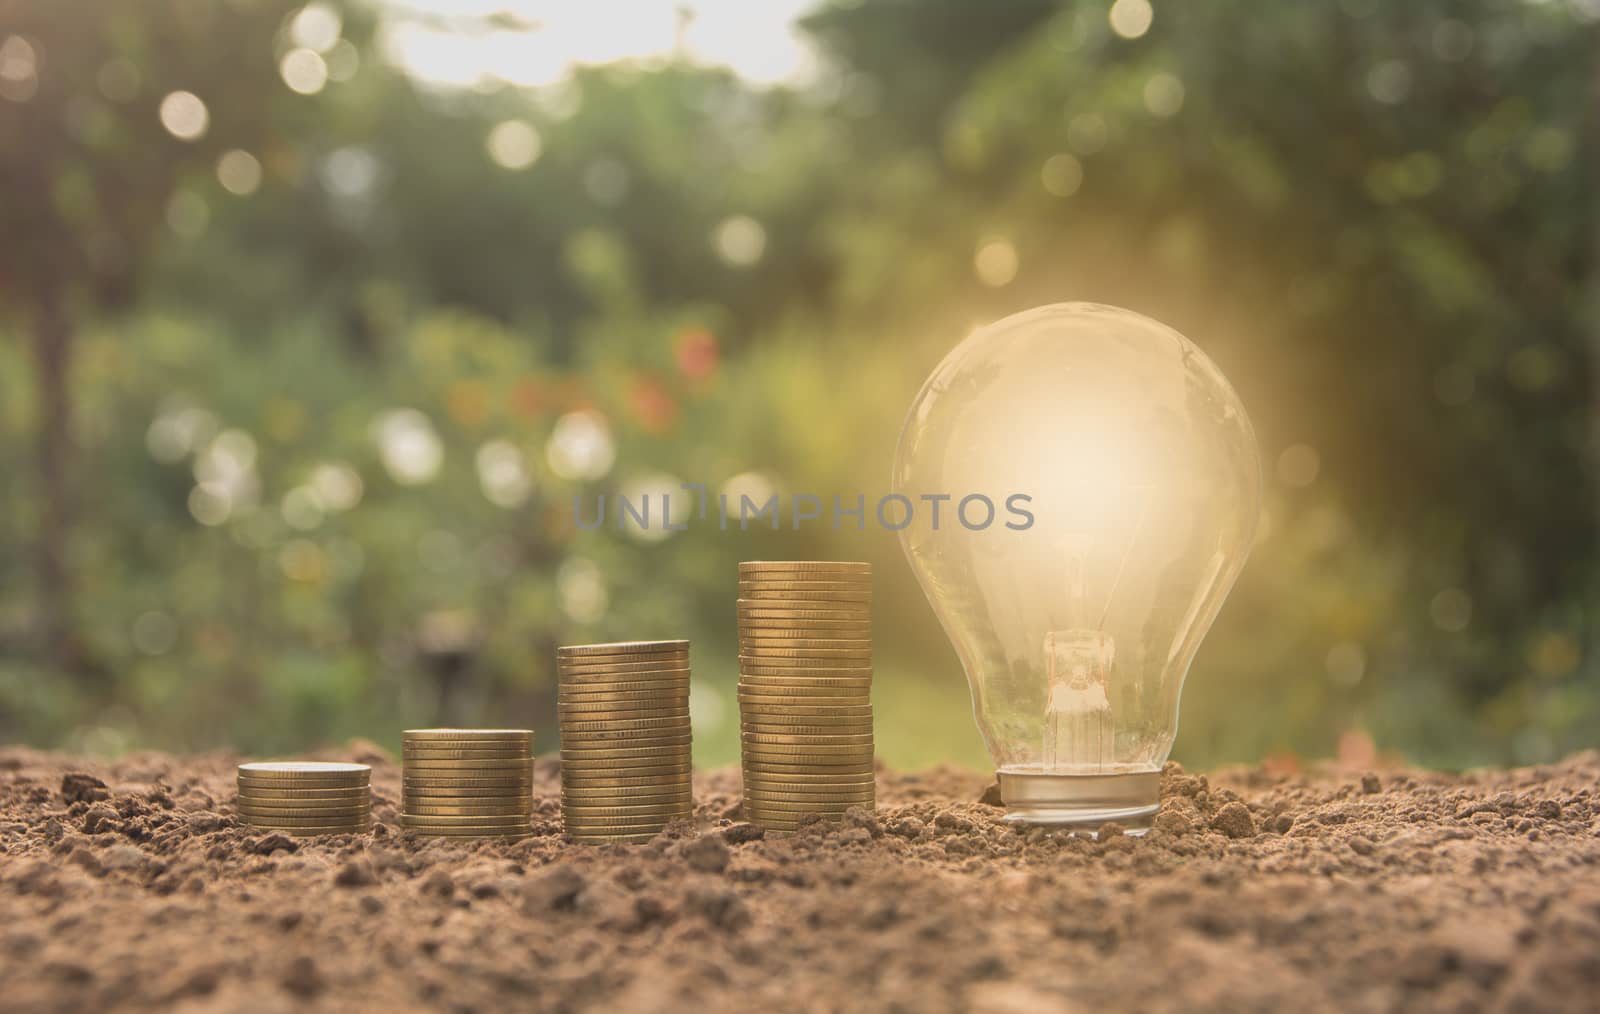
[29, 288, 88, 681]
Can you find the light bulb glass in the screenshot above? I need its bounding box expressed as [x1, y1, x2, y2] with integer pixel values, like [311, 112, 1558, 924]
[893, 303, 1261, 831]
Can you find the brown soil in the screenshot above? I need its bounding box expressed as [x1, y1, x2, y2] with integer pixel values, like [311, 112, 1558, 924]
[2, 744, 1598, 1014]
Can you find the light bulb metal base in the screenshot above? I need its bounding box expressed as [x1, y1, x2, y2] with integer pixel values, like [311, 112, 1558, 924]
[997, 769, 1160, 834]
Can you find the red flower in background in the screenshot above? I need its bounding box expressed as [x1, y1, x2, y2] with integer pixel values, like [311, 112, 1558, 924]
[510, 377, 545, 420]
[629, 376, 678, 434]
[674, 327, 719, 382]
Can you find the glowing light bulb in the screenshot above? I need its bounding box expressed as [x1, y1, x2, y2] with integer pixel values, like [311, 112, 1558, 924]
[893, 303, 1261, 831]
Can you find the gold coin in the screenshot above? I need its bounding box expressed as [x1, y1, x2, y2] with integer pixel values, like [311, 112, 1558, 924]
[233, 785, 372, 801]
[403, 802, 531, 817]
[569, 833, 658, 845]
[558, 663, 691, 679]
[560, 771, 692, 787]
[403, 757, 532, 769]
[558, 693, 687, 709]
[739, 624, 872, 637]
[740, 662, 873, 675]
[741, 648, 873, 661]
[403, 790, 528, 806]
[741, 723, 874, 739]
[560, 757, 691, 772]
[738, 578, 871, 589]
[743, 747, 874, 762]
[399, 813, 530, 827]
[561, 714, 690, 732]
[235, 807, 371, 823]
[557, 683, 690, 698]
[738, 689, 872, 701]
[742, 756, 873, 772]
[562, 801, 691, 817]
[739, 588, 870, 594]
[562, 788, 691, 803]
[560, 765, 691, 781]
[737, 599, 870, 613]
[560, 740, 691, 756]
[737, 601, 869, 612]
[737, 603, 869, 615]
[237, 761, 370, 779]
[234, 795, 372, 810]
[558, 704, 686, 722]
[743, 729, 874, 744]
[558, 640, 689, 657]
[745, 798, 866, 814]
[402, 777, 533, 790]
[739, 668, 876, 684]
[742, 784, 875, 801]
[739, 701, 873, 716]
[404, 827, 531, 838]
[741, 643, 873, 656]
[274, 824, 374, 837]
[560, 809, 684, 825]
[402, 728, 533, 742]
[738, 683, 873, 695]
[738, 561, 870, 574]
[556, 695, 688, 711]
[241, 813, 373, 829]
[560, 737, 693, 751]
[400, 738, 531, 754]
[235, 774, 369, 790]
[742, 768, 876, 783]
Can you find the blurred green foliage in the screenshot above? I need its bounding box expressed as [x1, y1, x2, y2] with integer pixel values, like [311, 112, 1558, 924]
[0, 0, 1594, 770]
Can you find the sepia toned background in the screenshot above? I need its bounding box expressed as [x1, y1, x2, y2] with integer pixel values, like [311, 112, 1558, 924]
[0, 0, 1594, 772]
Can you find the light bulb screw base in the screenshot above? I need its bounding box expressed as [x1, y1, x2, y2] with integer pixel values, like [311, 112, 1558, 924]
[997, 770, 1160, 834]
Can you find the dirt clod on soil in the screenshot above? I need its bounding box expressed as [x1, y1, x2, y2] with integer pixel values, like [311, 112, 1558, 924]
[3, 746, 1600, 1013]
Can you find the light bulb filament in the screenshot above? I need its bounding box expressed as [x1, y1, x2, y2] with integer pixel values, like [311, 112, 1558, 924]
[1042, 629, 1114, 770]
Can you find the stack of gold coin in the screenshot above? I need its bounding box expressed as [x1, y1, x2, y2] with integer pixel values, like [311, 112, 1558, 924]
[737, 561, 874, 831]
[235, 761, 372, 836]
[399, 729, 533, 838]
[558, 641, 693, 844]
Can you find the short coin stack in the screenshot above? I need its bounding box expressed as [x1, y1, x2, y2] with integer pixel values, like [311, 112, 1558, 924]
[400, 729, 534, 838]
[558, 640, 693, 844]
[738, 561, 875, 831]
[236, 761, 372, 836]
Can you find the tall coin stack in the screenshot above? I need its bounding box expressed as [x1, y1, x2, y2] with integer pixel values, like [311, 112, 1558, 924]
[558, 641, 693, 844]
[400, 729, 534, 838]
[737, 561, 875, 831]
[236, 762, 372, 836]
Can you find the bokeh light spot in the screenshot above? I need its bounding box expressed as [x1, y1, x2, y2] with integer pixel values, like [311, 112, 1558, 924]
[486, 119, 542, 170]
[1108, 0, 1154, 40]
[216, 149, 263, 196]
[546, 410, 615, 481]
[476, 439, 534, 508]
[1143, 72, 1185, 117]
[1367, 60, 1412, 104]
[281, 48, 329, 95]
[373, 409, 444, 485]
[974, 239, 1019, 287]
[1041, 153, 1083, 197]
[290, 3, 343, 52]
[714, 215, 767, 267]
[0, 35, 38, 102]
[159, 91, 209, 141]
